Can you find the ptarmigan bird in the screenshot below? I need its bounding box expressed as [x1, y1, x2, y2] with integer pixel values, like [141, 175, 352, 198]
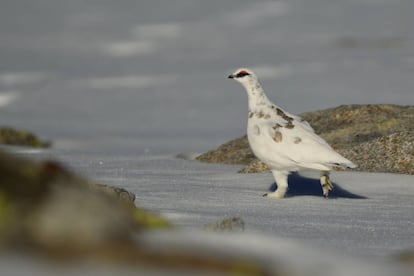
[228, 68, 356, 198]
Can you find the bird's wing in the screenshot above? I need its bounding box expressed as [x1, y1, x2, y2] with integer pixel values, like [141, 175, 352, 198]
[280, 108, 316, 133]
[261, 114, 354, 169]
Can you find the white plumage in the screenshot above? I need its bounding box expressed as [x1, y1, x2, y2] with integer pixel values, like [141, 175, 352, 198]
[228, 68, 356, 198]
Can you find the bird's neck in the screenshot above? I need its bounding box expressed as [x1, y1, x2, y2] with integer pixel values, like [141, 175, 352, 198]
[243, 81, 270, 111]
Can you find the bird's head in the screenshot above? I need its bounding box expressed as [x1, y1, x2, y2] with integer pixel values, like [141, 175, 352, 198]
[228, 68, 267, 106]
[228, 68, 258, 85]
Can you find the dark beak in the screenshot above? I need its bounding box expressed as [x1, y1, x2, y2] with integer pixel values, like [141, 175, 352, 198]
[228, 74, 234, 79]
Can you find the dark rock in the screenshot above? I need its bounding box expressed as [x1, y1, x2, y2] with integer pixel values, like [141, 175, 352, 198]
[203, 217, 245, 232]
[239, 159, 270, 173]
[394, 249, 414, 273]
[338, 131, 414, 174]
[196, 135, 256, 165]
[300, 104, 414, 148]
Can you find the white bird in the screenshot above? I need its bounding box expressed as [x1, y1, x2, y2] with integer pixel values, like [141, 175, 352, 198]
[228, 68, 356, 198]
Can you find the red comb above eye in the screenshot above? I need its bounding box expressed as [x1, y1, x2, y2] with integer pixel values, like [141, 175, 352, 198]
[235, 70, 251, 78]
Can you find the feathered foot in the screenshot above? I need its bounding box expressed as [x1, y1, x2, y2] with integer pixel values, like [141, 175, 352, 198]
[263, 170, 289, 199]
[320, 171, 333, 198]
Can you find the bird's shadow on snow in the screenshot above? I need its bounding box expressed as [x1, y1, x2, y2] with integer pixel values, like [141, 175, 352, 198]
[268, 173, 367, 199]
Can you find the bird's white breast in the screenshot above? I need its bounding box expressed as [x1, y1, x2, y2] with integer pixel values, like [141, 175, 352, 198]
[247, 111, 300, 171]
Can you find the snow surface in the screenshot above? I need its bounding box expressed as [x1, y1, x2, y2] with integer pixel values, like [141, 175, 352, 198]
[1, 0, 414, 274]
[4, 147, 413, 275]
[54, 151, 413, 258]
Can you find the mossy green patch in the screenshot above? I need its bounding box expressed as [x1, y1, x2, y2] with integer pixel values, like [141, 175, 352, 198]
[0, 192, 16, 242]
[0, 192, 11, 223]
[0, 149, 174, 248]
[133, 208, 173, 229]
[0, 127, 51, 148]
[377, 118, 400, 132]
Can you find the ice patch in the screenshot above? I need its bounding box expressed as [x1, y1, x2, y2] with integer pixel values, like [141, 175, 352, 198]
[225, 1, 289, 26]
[0, 72, 48, 86]
[0, 146, 47, 155]
[0, 91, 19, 107]
[100, 40, 156, 58]
[82, 74, 178, 89]
[163, 212, 194, 220]
[132, 23, 182, 39]
[176, 152, 202, 160]
[101, 23, 182, 58]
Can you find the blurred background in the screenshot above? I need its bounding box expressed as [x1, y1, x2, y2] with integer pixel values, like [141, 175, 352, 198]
[1, 0, 414, 154]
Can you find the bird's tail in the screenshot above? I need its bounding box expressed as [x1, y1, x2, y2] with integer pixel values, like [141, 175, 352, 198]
[331, 160, 357, 169]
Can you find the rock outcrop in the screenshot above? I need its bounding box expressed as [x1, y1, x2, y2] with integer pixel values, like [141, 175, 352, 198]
[0, 127, 51, 148]
[196, 105, 414, 174]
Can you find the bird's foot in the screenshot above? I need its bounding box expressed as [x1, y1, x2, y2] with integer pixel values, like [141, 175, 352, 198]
[263, 190, 286, 199]
[266, 171, 289, 199]
[320, 173, 333, 198]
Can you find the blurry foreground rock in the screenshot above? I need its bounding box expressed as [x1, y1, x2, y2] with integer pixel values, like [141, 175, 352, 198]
[196, 105, 414, 174]
[0, 127, 51, 148]
[0, 150, 171, 246]
[0, 150, 270, 275]
[395, 250, 414, 271]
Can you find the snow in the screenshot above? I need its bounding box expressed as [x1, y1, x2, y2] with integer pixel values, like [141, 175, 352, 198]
[139, 230, 407, 276]
[57, 152, 413, 258]
[4, 147, 414, 275]
[0, 91, 18, 107]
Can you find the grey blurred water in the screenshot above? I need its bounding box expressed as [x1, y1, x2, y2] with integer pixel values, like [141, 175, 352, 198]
[1, 0, 414, 154]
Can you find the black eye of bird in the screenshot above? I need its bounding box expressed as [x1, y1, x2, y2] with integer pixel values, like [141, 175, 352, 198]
[236, 70, 250, 78]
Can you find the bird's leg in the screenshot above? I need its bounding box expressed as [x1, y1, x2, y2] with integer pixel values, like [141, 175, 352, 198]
[263, 170, 289, 198]
[320, 171, 333, 198]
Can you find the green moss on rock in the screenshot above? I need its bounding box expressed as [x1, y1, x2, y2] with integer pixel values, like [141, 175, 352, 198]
[0, 127, 51, 148]
[0, 150, 173, 247]
[134, 208, 173, 229]
[203, 217, 245, 232]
